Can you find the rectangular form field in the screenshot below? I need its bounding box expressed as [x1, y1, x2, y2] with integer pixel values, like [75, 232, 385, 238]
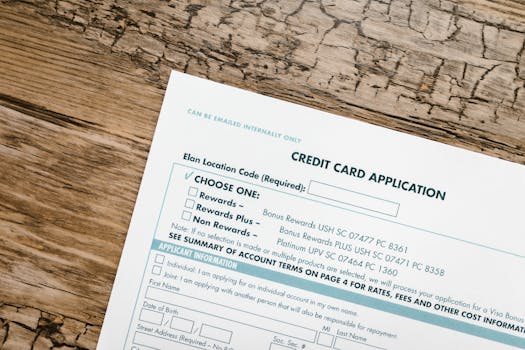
[317, 332, 334, 347]
[170, 316, 194, 333]
[145, 286, 317, 342]
[308, 180, 399, 217]
[199, 324, 232, 343]
[139, 308, 164, 325]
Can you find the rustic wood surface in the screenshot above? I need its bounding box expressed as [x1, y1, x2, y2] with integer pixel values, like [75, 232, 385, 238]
[0, 0, 524, 348]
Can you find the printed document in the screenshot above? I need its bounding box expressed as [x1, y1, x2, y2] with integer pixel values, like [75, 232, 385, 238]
[98, 71, 525, 350]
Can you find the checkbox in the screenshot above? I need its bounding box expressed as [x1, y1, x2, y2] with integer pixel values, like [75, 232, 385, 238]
[185, 199, 195, 209]
[152, 265, 162, 275]
[317, 332, 334, 347]
[188, 187, 199, 197]
[181, 210, 192, 221]
[155, 254, 165, 264]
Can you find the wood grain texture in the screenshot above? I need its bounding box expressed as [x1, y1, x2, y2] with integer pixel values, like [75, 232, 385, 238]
[0, 0, 524, 348]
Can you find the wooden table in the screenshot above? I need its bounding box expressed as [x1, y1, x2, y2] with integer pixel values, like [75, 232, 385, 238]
[0, 1, 524, 348]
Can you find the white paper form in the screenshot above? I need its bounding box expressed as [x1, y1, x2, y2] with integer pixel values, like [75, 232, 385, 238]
[97, 71, 525, 350]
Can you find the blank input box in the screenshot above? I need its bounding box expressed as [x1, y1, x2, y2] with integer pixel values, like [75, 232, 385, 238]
[139, 308, 163, 325]
[170, 316, 194, 333]
[200, 324, 232, 344]
[308, 180, 399, 217]
[317, 332, 334, 347]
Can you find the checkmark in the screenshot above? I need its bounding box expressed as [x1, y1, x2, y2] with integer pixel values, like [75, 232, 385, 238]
[185, 171, 194, 180]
